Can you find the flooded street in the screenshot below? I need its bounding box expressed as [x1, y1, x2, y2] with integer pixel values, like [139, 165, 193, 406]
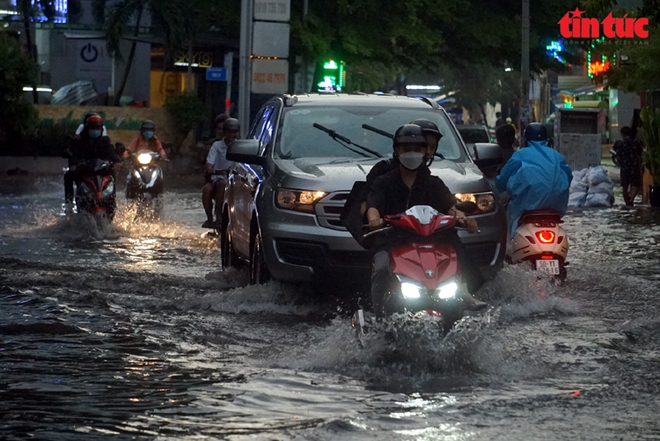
[2, 174, 660, 440]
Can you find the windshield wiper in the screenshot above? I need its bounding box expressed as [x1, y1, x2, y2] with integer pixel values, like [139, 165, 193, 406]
[313, 123, 383, 158]
[361, 123, 445, 160]
[362, 124, 393, 140]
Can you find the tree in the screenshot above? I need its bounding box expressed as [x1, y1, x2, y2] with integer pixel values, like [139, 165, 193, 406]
[595, 1, 660, 94]
[0, 32, 39, 153]
[288, 0, 581, 93]
[93, 0, 201, 106]
[163, 93, 208, 156]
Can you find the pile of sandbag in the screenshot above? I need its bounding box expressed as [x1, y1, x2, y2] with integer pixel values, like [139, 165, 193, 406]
[568, 165, 615, 208]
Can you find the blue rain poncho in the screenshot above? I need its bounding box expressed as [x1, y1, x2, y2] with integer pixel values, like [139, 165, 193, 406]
[496, 140, 573, 238]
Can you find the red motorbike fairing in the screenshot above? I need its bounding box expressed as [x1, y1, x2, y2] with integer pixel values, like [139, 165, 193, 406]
[82, 175, 112, 213]
[384, 212, 461, 290]
[386, 214, 457, 237]
[390, 243, 459, 290]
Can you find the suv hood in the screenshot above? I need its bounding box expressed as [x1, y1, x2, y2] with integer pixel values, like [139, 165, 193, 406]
[272, 157, 488, 193]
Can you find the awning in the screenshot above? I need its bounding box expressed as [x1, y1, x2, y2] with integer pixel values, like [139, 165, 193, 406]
[63, 32, 105, 40]
[51, 80, 99, 106]
[561, 83, 607, 96]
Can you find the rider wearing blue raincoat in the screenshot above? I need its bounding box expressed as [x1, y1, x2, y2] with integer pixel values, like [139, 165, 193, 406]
[496, 123, 573, 238]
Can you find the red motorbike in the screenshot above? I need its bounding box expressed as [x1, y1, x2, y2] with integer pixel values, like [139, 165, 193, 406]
[74, 158, 117, 222]
[353, 204, 476, 338]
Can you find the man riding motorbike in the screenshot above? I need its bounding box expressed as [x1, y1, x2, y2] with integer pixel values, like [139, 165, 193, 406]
[64, 114, 122, 214]
[75, 110, 108, 137]
[495, 123, 573, 241]
[359, 119, 444, 217]
[202, 117, 239, 229]
[123, 120, 167, 159]
[365, 123, 487, 318]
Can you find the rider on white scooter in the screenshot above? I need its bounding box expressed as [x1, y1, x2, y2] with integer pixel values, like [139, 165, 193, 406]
[365, 124, 487, 318]
[495, 123, 573, 246]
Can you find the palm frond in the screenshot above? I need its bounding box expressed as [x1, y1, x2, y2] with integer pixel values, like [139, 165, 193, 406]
[105, 0, 142, 57]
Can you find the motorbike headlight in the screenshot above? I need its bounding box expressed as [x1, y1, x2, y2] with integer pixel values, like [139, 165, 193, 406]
[435, 279, 459, 299]
[401, 282, 423, 299]
[454, 192, 496, 213]
[137, 153, 152, 165]
[276, 189, 326, 213]
[396, 275, 426, 299]
[102, 181, 115, 196]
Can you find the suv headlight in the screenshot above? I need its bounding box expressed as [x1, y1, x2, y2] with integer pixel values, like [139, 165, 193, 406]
[454, 192, 496, 213]
[276, 189, 326, 213]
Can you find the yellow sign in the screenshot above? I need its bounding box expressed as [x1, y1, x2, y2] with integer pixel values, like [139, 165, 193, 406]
[174, 51, 213, 68]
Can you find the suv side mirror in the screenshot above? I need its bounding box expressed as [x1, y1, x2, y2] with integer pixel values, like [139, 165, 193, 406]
[471, 143, 504, 177]
[226, 139, 266, 166]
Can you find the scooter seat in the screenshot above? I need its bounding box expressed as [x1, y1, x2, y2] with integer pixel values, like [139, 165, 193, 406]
[519, 209, 563, 224]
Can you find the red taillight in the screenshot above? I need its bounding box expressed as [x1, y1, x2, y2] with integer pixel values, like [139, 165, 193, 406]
[536, 231, 555, 244]
[540, 255, 554, 260]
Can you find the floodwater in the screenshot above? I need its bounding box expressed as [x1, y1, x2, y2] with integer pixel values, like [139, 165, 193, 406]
[1, 174, 660, 440]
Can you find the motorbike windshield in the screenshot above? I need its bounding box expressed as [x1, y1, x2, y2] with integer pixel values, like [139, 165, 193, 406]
[275, 106, 466, 162]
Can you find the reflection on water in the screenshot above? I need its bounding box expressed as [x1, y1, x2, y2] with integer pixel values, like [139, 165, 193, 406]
[2, 180, 660, 440]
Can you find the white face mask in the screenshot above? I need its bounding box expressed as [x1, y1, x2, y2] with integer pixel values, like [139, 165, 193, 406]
[398, 151, 425, 170]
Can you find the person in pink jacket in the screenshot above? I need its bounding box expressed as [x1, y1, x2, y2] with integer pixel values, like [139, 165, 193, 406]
[123, 120, 167, 159]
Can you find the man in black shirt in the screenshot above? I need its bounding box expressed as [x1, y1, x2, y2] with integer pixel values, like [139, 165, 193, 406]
[358, 119, 444, 215]
[64, 115, 121, 213]
[365, 124, 486, 318]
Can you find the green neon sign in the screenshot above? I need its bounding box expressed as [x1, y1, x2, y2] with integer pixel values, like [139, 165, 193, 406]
[317, 59, 345, 93]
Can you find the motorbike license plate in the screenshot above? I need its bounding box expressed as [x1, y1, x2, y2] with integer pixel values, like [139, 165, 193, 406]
[536, 259, 560, 275]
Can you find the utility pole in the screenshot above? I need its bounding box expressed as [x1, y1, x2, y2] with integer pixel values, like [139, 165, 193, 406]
[302, 0, 308, 93]
[238, 0, 253, 139]
[186, 41, 193, 92]
[521, 0, 530, 129]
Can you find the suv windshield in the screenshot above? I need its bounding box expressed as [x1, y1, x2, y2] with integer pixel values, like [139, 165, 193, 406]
[275, 106, 465, 161]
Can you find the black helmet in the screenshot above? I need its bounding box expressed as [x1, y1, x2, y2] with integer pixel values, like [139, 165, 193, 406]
[140, 120, 156, 131]
[223, 117, 240, 132]
[409, 119, 442, 140]
[523, 123, 547, 142]
[83, 110, 99, 124]
[393, 124, 427, 148]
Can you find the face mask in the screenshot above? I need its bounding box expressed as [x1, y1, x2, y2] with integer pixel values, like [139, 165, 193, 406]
[398, 151, 425, 170]
[88, 129, 102, 139]
[143, 131, 154, 140]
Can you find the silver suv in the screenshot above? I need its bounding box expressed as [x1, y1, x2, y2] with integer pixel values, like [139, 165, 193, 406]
[222, 93, 507, 285]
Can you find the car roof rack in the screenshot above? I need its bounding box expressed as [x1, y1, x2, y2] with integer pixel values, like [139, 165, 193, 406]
[414, 95, 440, 109]
[282, 94, 299, 106]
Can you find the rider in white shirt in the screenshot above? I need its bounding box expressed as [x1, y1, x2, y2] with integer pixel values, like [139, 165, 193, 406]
[202, 118, 239, 228]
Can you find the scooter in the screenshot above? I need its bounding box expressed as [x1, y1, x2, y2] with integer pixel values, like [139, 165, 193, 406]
[506, 209, 569, 281]
[352, 204, 473, 341]
[74, 158, 117, 222]
[125, 150, 164, 216]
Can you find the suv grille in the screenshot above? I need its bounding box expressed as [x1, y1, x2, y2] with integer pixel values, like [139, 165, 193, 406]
[315, 191, 350, 230]
[276, 239, 371, 268]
